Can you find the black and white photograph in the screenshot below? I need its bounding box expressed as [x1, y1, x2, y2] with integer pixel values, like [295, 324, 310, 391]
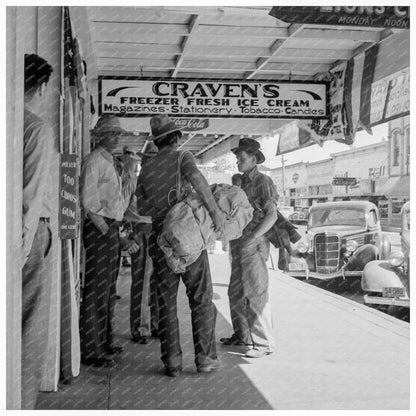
[4, 1, 412, 412]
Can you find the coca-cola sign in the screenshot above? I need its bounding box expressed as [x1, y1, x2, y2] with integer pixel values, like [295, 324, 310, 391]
[173, 118, 209, 132]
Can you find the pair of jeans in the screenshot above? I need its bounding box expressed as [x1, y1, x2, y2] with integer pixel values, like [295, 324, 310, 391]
[130, 222, 158, 338]
[21, 220, 52, 409]
[149, 220, 217, 369]
[229, 234, 275, 350]
[79, 218, 120, 360]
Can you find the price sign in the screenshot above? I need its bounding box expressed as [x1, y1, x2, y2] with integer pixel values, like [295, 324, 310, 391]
[59, 154, 79, 239]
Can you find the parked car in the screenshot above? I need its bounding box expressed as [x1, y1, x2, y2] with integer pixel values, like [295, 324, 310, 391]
[287, 201, 391, 280]
[361, 201, 410, 308]
[277, 205, 294, 219]
[288, 207, 310, 225]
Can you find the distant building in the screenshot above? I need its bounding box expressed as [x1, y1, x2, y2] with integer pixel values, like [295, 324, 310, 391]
[331, 142, 388, 202]
[269, 142, 389, 207]
[379, 115, 410, 227]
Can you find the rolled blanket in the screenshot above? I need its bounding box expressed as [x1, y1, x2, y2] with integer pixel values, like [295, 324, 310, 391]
[158, 183, 253, 273]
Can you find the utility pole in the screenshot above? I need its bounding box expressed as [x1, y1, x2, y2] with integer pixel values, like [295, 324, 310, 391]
[281, 155, 286, 205]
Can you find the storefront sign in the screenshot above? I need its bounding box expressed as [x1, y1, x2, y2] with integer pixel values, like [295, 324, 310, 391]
[370, 69, 410, 126]
[99, 78, 328, 119]
[59, 154, 79, 239]
[332, 177, 357, 186]
[269, 6, 409, 28]
[369, 166, 386, 178]
[172, 118, 209, 132]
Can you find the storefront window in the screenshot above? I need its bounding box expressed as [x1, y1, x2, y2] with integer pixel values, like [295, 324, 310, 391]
[392, 198, 406, 214]
[405, 126, 410, 170]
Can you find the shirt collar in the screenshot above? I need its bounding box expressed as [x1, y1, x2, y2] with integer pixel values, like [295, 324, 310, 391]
[96, 145, 115, 163]
[242, 165, 259, 182]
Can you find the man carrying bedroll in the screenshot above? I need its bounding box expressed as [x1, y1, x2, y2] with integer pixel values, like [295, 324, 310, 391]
[221, 138, 279, 358]
[135, 114, 225, 377]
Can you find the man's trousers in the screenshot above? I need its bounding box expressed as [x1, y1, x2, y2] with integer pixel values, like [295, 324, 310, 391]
[149, 221, 217, 369]
[79, 218, 120, 360]
[130, 222, 159, 338]
[228, 234, 275, 350]
[22, 220, 52, 409]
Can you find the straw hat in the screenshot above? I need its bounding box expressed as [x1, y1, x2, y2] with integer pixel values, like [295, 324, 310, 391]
[92, 114, 126, 136]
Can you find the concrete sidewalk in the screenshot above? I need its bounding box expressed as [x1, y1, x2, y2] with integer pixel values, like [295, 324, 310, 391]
[36, 252, 409, 410]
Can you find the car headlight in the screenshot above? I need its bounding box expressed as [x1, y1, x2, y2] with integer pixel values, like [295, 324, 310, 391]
[296, 241, 309, 254]
[388, 251, 405, 267]
[345, 240, 359, 252]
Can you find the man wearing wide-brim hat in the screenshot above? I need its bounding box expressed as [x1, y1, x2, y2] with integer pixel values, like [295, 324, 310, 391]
[221, 138, 279, 358]
[79, 114, 127, 367]
[135, 114, 225, 377]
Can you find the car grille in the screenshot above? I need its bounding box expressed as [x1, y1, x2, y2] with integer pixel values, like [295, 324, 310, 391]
[314, 233, 341, 274]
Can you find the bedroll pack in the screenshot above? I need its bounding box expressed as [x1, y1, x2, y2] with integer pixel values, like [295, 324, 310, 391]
[157, 183, 253, 273]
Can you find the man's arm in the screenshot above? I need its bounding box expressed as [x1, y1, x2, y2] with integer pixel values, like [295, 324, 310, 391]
[80, 156, 109, 235]
[251, 201, 277, 238]
[181, 152, 225, 235]
[250, 175, 279, 239]
[22, 121, 54, 260]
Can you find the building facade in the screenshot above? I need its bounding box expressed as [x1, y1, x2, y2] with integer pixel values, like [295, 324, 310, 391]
[270, 142, 389, 207]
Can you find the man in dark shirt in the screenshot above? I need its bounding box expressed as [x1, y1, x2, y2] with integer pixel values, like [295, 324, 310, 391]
[136, 114, 225, 377]
[22, 53, 54, 409]
[222, 139, 278, 358]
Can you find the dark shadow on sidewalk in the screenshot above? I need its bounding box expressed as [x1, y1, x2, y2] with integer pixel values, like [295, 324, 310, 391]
[37, 267, 272, 410]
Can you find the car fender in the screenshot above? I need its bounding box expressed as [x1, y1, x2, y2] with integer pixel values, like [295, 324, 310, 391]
[361, 260, 404, 292]
[344, 244, 378, 271]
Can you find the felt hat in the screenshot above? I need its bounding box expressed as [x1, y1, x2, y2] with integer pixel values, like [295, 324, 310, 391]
[149, 114, 182, 141]
[231, 138, 265, 164]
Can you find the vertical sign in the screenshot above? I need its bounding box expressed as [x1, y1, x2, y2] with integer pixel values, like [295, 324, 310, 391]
[60, 154, 79, 239]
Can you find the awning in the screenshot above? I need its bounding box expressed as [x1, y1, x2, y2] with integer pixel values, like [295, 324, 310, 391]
[380, 176, 410, 198]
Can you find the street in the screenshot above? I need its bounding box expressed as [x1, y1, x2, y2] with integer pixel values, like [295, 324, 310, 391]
[270, 225, 409, 323]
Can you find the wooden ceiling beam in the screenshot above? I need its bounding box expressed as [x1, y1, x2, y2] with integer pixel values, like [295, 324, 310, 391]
[172, 14, 200, 78]
[246, 24, 304, 79]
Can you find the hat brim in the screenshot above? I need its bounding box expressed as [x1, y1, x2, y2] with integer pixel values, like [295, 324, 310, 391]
[231, 147, 265, 164]
[137, 152, 157, 159]
[150, 128, 182, 141]
[92, 126, 126, 135]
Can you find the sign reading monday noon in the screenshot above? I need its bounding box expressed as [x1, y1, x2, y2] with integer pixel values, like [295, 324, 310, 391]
[99, 78, 328, 119]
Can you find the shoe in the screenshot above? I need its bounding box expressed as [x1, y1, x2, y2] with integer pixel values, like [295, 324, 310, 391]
[122, 259, 131, 267]
[220, 334, 245, 346]
[115, 295, 121, 300]
[196, 359, 221, 373]
[245, 348, 273, 358]
[131, 335, 149, 344]
[81, 357, 116, 367]
[106, 345, 123, 355]
[165, 367, 182, 377]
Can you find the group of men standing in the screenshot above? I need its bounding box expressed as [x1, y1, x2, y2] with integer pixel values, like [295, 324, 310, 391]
[22, 52, 280, 409]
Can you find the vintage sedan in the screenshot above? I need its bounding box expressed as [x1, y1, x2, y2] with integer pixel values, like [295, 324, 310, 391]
[287, 201, 391, 280]
[288, 207, 310, 225]
[361, 201, 410, 308]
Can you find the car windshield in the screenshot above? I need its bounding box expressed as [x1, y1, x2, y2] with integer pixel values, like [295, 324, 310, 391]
[309, 207, 366, 228]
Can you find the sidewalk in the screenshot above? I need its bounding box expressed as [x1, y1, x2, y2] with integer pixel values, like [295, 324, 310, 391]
[36, 252, 409, 410]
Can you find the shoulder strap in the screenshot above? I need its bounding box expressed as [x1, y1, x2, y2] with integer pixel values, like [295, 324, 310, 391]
[167, 150, 192, 207]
